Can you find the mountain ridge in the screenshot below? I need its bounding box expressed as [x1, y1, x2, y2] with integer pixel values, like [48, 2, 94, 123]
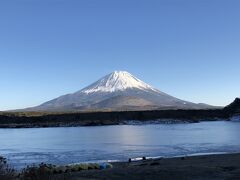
[23, 71, 215, 111]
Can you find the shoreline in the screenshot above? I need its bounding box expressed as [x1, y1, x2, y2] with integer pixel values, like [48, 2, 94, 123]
[65, 153, 240, 179]
[0, 118, 232, 129]
[53, 152, 240, 179]
[2, 152, 240, 179]
[5, 150, 236, 170]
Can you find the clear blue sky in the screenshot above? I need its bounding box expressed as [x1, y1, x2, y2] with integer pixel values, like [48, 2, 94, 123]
[0, 0, 240, 110]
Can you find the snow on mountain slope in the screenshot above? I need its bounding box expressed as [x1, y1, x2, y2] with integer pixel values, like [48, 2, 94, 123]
[25, 71, 214, 111]
[80, 71, 160, 94]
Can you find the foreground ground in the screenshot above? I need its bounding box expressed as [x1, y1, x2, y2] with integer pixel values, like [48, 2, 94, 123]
[2, 153, 240, 179]
[60, 153, 240, 180]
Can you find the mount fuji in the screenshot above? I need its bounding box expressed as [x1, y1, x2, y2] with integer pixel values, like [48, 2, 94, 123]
[26, 71, 214, 111]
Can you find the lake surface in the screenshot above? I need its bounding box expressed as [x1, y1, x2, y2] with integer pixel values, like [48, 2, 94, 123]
[1, 121, 240, 169]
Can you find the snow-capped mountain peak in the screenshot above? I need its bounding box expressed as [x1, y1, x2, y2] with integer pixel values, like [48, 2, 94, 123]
[80, 71, 159, 94]
[25, 70, 214, 111]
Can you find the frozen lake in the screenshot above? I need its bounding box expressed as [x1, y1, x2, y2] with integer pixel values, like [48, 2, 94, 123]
[1, 120, 240, 168]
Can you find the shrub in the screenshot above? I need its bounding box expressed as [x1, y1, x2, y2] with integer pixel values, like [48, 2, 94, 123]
[0, 156, 15, 180]
[20, 163, 56, 180]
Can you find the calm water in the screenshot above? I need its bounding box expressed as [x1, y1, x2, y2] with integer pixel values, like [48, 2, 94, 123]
[1, 121, 240, 168]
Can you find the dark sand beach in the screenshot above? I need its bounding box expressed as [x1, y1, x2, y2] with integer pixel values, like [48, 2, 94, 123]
[61, 153, 240, 180]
